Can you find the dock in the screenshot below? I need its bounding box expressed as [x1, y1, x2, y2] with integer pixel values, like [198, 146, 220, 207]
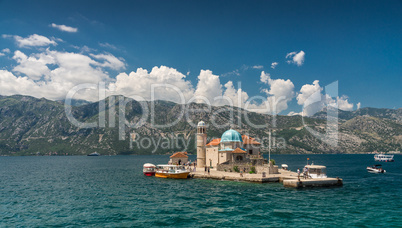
[189, 169, 343, 188]
[283, 178, 343, 188]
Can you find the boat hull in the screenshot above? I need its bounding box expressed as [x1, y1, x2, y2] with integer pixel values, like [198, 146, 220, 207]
[374, 159, 394, 162]
[155, 172, 189, 179]
[367, 167, 386, 173]
[143, 171, 156, 176]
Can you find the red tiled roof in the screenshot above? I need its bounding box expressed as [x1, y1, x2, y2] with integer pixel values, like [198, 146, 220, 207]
[206, 138, 221, 146]
[232, 148, 246, 154]
[170, 152, 188, 158]
[242, 135, 261, 145]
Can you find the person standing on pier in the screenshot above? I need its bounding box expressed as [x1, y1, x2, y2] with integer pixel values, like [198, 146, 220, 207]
[303, 167, 309, 179]
[297, 168, 300, 181]
[208, 166, 210, 175]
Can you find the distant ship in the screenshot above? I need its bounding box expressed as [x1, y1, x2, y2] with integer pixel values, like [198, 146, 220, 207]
[374, 154, 394, 162]
[87, 152, 100, 156]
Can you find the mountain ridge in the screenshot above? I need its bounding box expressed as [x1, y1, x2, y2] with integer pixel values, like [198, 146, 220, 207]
[0, 95, 401, 155]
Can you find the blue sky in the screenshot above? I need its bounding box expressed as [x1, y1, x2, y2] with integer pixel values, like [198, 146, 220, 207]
[0, 0, 401, 115]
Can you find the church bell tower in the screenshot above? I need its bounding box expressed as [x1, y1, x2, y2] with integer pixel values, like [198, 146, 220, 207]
[196, 121, 207, 168]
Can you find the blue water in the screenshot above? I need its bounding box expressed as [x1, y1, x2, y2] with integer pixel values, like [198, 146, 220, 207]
[0, 154, 401, 227]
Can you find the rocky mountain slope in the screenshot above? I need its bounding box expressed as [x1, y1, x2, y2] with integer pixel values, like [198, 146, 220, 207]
[0, 95, 401, 155]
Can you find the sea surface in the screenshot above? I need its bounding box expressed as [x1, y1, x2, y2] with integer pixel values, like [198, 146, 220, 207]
[0, 154, 401, 227]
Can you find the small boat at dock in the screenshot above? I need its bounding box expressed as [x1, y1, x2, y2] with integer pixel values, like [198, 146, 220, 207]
[304, 165, 328, 178]
[367, 164, 386, 173]
[155, 165, 190, 179]
[143, 163, 156, 176]
[374, 154, 394, 162]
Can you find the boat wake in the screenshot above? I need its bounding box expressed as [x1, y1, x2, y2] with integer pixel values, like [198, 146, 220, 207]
[382, 172, 402, 176]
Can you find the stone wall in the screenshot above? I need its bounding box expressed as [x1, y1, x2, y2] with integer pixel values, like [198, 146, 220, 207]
[170, 157, 188, 165]
[217, 159, 277, 174]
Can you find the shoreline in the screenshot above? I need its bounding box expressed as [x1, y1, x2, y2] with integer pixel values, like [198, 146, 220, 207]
[2, 152, 400, 157]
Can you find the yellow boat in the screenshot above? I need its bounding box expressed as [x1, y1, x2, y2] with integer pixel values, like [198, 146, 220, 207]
[155, 165, 190, 179]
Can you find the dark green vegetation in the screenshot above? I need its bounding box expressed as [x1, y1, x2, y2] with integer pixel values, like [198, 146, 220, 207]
[233, 166, 240, 173]
[0, 95, 401, 155]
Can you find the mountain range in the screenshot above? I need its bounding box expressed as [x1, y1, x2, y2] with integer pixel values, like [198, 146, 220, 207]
[0, 95, 401, 155]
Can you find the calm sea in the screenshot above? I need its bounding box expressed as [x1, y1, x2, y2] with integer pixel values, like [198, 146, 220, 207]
[0, 154, 401, 227]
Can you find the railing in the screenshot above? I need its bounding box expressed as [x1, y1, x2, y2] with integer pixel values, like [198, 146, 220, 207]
[249, 155, 262, 159]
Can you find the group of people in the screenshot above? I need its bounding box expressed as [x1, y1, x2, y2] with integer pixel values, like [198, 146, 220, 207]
[167, 160, 197, 172]
[204, 166, 210, 174]
[297, 167, 310, 180]
[186, 161, 197, 172]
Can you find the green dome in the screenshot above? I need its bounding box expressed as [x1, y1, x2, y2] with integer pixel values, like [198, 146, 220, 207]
[220, 129, 243, 143]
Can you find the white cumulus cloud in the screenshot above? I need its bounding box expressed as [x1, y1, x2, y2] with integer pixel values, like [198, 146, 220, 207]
[286, 50, 305, 66]
[12, 50, 54, 80]
[221, 81, 249, 107]
[0, 49, 126, 101]
[337, 96, 354, 111]
[194, 70, 223, 103]
[2, 48, 10, 53]
[51, 23, 78, 33]
[357, 102, 361, 110]
[297, 80, 356, 116]
[90, 53, 126, 70]
[99, 42, 117, 50]
[4, 34, 58, 48]
[287, 111, 302, 116]
[252, 65, 263, 69]
[110, 66, 195, 104]
[297, 80, 322, 106]
[271, 62, 278, 69]
[260, 71, 295, 114]
[0, 43, 359, 117]
[0, 70, 43, 97]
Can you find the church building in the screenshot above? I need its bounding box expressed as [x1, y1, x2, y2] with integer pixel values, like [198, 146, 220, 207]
[196, 121, 263, 168]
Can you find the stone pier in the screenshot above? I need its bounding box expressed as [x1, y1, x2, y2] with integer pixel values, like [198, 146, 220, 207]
[189, 168, 343, 188]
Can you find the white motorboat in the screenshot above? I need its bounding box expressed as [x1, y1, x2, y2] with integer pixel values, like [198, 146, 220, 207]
[304, 165, 328, 178]
[367, 164, 386, 173]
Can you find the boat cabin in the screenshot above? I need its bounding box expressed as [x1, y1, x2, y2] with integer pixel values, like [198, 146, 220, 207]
[156, 165, 187, 174]
[143, 163, 156, 171]
[305, 165, 327, 178]
[143, 163, 156, 176]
